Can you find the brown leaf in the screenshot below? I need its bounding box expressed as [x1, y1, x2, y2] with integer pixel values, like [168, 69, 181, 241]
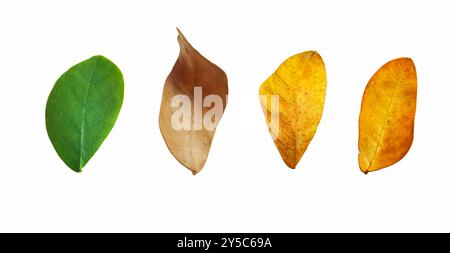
[259, 51, 327, 169]
[358, 58, 417, 174]
[159, 29, 228, 175]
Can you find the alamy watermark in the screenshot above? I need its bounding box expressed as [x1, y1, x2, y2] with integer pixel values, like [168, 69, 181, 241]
[169, 86, 280, 139]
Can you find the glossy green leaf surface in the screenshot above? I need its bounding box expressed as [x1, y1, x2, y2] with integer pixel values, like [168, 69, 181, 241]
[46, 55, 124, 172]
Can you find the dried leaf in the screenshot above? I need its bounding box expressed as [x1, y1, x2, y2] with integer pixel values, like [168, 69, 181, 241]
[358, 58, 417, 174]
[259, 51, 327, 169]
[159, 29, 228, 175]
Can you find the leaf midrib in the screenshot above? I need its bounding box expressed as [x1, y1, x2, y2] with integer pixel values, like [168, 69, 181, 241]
[366, 81, 400, 170]
[79, 57, 99, 168]
[274, 67, 307, 159]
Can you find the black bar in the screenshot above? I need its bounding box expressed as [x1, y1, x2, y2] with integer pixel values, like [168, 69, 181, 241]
[0, 233, 449, 251]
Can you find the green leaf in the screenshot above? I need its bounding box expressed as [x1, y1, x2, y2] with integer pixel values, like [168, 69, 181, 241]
[46, 55, 124, 172]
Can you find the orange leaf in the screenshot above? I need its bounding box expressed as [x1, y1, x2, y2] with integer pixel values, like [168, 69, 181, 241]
[358, 58, 417, 174]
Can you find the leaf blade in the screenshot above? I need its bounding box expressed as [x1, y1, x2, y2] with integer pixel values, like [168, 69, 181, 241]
[358, 57, 417, 173]
[46, 55, 124, 172]
[259, 51, 327, 169]
[159, 29, 228, 175]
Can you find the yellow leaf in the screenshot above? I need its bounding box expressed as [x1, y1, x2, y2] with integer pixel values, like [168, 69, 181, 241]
[259, 51, 327, 169]
[159, 29, 228, 175]
[358, 58, 417, 174]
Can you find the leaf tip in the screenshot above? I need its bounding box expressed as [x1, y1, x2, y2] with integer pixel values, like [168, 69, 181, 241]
[305, 50, 317, 57]
[386, 57, 416, 75]
[284, 160, 298, 170]
[397, 57, 414, 64]
[89, 54, 107, 62]
[70, 166, 83, 173]
[176, 28, 187, 43]
[301, 50, 322, 60]
[189, 164, 204, 176]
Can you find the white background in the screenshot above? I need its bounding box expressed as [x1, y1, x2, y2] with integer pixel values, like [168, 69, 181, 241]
[0, 0, 449, 232]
